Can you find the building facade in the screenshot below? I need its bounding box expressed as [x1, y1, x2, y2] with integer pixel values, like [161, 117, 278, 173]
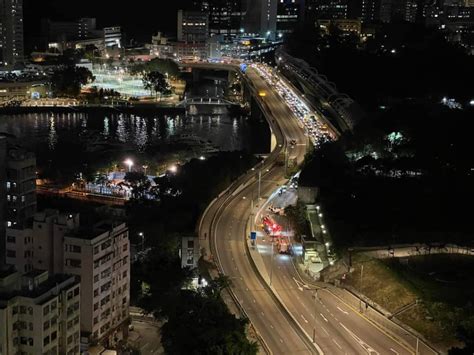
[5, 210, 130, 347]
[5, 146, 36, 229]
[0, 0, 24, 68]
[0, 269, 81, 355]
[180, 235, 200, 269]
[178, 10, 209, 43]
[277, 0, 305, 35]
[196, 0, 244, 38]
[103, 27, 122, 48]
[0, 136, 6, 266]
[62, 221, 130, 345]
[241, 0, 278, 39]
[41, 18, 98, 44]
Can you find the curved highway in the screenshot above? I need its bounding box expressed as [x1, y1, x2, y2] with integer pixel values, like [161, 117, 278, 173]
[198, 64, 437, 355]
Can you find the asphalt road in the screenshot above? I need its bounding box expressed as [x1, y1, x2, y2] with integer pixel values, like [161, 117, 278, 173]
[199, 65, 437, 355]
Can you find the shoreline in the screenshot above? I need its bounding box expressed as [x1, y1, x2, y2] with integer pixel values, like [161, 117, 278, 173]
[0, 104, 186, 116]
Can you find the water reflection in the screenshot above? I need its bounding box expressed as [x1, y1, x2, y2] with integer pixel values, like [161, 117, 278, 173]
[48, 116, 57, 150]
[0, 112, 253, 153]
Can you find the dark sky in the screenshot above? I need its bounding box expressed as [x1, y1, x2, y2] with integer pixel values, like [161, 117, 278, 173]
[24, 0, 195, 45]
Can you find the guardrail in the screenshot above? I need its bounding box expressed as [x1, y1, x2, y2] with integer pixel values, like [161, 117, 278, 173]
[198, 65, 322, 354]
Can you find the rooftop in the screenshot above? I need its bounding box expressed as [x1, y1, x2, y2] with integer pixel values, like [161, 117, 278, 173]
[66, 220, 126, 241]
[0, 272, 76, 302]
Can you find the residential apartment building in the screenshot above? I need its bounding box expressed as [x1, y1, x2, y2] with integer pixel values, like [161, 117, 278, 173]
[0, 0, 24, 68]
[1, 138, 35, 267]
[62, 221, 129, 344]
[5, 210, 130, 347]
[5, 145, 36, 229]
[0, 136, 6, 266]
[0, 268, 81, 355]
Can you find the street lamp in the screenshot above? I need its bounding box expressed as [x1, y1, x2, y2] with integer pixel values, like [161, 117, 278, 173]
[124, 159, 134, 172]
[169, 165, 178, 174]
[312, 290, 318, 342]
[270, 241, 274, 286]
[138, 232, 145, 251]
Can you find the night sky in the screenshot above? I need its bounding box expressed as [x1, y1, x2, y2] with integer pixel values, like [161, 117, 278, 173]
[24, 0, 195, 45]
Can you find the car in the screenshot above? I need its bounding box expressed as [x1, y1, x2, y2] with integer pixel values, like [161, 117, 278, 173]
[290, 139, 297, 146]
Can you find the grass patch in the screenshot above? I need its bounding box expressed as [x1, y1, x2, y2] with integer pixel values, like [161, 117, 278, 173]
[345, 254, 474, 349]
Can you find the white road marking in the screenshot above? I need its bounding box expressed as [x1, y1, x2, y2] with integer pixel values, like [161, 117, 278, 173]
[337, 306, 349, 315]
[279, 338, 284, 343]
[333, 339, 343, 349]
[340, 322, 380, 355]
[270, 324, 274, 329]
[321, 326, 330, 336]
[390, 349, 399, 355]
[320, 313, 328, 322]
[301, 314, 309, 323]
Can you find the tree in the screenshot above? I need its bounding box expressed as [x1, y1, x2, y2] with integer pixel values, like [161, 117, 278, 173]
[51, 65, 95, 97]
[123, 172, 152, 200]
[142, 71, 172, 101]
[129, 58, 179, 78]
[133, 246, 193, 318]
[161, 289, 258, 355]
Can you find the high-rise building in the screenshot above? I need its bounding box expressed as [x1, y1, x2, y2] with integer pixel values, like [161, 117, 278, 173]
[5, 210, 130, 346]
[0, 269, 81, 355]
[277, 0, 306, 36]
[312, 0, 349, 19]
[0, 136, 6, 267]
[360, 0, 381, 21]
[5, 146, 36, 229]
[0, 138, 35, 268]
[241, 0, 278, 39]
[195, 0, 244, 38]
[41, 18, 98, 43]
[178, 10, 210, 43]
[0, 0, 24, 68]
[379, 0, 418, 22]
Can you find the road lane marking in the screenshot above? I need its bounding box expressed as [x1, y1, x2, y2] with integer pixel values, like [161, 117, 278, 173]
[320, 313, 328, 322]
[340, 322, 380, 355]
[321, 326, 330, 336]
[332, 339, 343, 349]
[337, 306, 349, 315]
[324, 290, 416, 354]
[390, 349, 399, 355]
[301, 314, 309, 323]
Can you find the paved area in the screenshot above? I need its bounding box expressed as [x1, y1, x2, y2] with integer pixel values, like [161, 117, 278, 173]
[128, 320, 163, 354]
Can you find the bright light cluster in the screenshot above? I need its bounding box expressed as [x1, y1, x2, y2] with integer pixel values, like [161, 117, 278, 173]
[251, 63, 333, 147]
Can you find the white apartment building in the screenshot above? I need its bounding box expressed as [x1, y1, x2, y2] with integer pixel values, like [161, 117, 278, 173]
[5, 210, 130, 347]
[0, 269, 81, 355]
[63, 221, 130, 345]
